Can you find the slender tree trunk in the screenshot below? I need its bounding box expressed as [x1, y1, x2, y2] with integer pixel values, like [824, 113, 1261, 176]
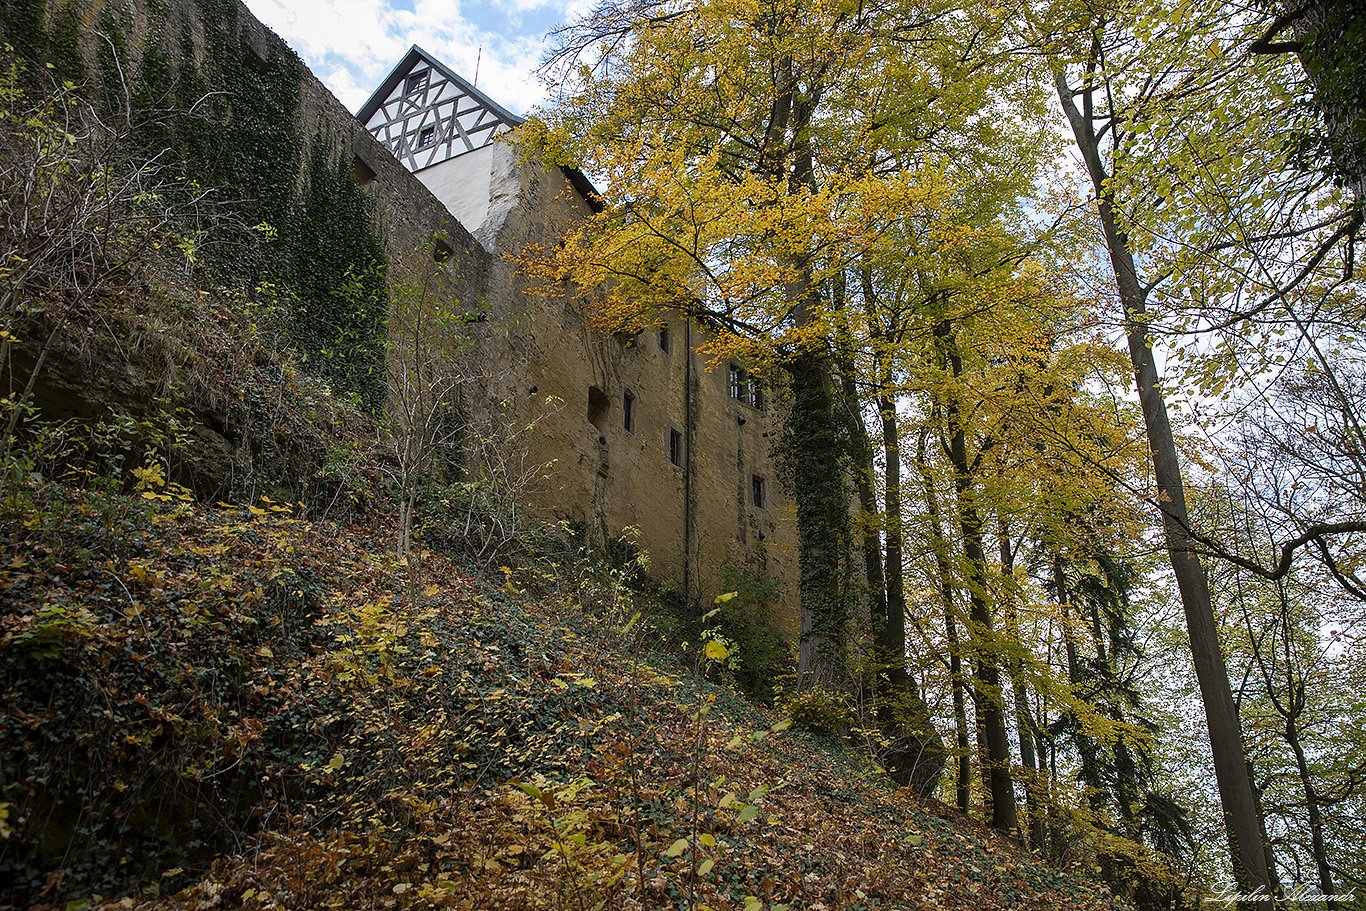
[831, 277, 881, 720]
[837, 369, 887, 645]
[1057, 559, 1105, 815]
[1285, 717, 1336, 902]
[937, 318, 1018, 836]
[1000, 520, 1044, 849]
[944, 607, 972, 813]
[1054, 68, 1272, 896]
[870, 392, 945, 795]
[880, 393, 909, 702]
[919, 433, 971, 814]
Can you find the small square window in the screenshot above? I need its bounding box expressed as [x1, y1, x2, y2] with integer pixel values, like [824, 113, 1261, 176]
[751, 475, 767, 509]
[668, 428, 683, 467]
[658, 326, 671, 353]
[417, 126, 436, 149]
[729, 365, 747, 402]
[351, 155, 376, 187]
[405, 70, 429, 95]
[623, 391, 636, 433]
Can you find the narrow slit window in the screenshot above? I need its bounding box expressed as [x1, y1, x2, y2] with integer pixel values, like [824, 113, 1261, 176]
[623, 391, 636, 433]
[668, 428, 684, 467]
[751, 475, 767, 509]
[658, 326, 671, 353]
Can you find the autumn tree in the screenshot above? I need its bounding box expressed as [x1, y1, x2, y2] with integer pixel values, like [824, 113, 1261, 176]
[524, 0, 1032, 693]
[1023, 0, 1313, 891]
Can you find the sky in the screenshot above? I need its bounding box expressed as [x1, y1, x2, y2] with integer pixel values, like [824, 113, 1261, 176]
[242, 0, 591, 117]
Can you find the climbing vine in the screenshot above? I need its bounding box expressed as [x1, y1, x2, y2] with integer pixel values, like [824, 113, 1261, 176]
[2, 0, 390, 410]
[773, 352, 853, 688]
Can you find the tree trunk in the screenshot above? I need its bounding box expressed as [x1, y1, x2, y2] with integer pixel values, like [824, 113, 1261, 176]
[1001, 520, 1045, 849]
[880, 394, 909, 703]
[937, 317, 1018, 836]
[1054, 66, 1273, 896]
[833, 344, 882, 719]
[871, 392, 945, 795]
[1286, 716, 1336, 902]
[1269, 0, 1366, 193]
[787, 350, 848, 690]
[782, 86, 848, 692]
[918, 432, 971, 814]
[837, 371, 886, 645]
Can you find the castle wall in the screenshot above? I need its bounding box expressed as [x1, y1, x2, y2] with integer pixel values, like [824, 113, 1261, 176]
[439, 144, 801, 635]
[9, 0, 802, 638]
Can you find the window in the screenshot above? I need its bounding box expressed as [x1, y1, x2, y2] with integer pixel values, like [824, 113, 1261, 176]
[668, 428, 684, 467]
[729, 365, 747, 402]
[658, 326, 671, 353]
[749, 381, 765, 410]
[623, 391, 636, 433]
[751, 475, 767, 509]
[588, 386, 609, 432]
[351, 155, 376, 187]
[405, 69, 429, 95]
[245, 41, 270, 73]
[417, 126, 436, 149]
[432, 237, 453, 263]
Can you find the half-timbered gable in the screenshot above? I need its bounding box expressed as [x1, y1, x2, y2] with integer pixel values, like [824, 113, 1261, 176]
[358, 46, 522, 173]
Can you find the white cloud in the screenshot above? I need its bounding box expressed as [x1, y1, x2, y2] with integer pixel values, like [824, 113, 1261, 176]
[243, 0, 555, 115]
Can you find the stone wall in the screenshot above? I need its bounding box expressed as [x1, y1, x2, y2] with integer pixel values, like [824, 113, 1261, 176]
[2, 0, 802, 637]
[437, 141, 801, 635]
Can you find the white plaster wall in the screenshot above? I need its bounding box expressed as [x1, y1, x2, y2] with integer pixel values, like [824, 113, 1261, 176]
[413, 144, 497, 248]
[412, 138, 524, 253]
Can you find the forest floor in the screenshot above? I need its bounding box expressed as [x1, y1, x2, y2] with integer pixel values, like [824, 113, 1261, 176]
[1, 472, 1127, 911]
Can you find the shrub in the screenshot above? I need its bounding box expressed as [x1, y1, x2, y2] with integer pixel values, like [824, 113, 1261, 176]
[782, 684, 849, 733]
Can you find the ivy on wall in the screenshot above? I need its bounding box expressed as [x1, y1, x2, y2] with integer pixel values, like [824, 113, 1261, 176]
[284, 142, 388, 413]
[1, 0, 389, 411]
[0, 0, 84, 87]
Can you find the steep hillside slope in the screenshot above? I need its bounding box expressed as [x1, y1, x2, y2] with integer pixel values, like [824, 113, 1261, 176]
[2, 471, 1126, 911]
